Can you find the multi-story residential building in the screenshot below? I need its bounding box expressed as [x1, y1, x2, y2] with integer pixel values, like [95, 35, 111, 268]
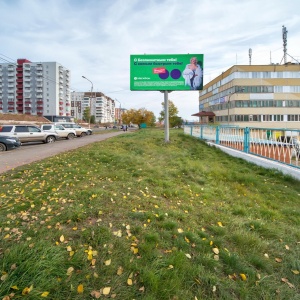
[197, 63, 300, 129]
[0, 58, 70, 118]
[70, 92, 115, 123]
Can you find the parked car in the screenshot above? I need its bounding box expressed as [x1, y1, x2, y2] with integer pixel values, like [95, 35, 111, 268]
[0, 135, 21, 151]
[0, 125, 59, 143]
[40, 124, 76, 140]
[55, 122, 92, 137]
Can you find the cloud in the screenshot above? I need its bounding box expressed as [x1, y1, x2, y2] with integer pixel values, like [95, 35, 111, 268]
[0, 0, 300, 119]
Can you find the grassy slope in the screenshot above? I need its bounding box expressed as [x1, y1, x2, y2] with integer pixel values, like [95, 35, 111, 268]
[0, 129, 300, 300]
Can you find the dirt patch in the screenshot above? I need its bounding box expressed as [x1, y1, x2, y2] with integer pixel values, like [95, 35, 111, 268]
[0, 113, 51, 125]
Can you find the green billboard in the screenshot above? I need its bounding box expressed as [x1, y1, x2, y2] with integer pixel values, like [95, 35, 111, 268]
[130, 54, 204, 91]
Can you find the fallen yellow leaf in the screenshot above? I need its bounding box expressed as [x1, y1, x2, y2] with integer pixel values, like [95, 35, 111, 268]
[240, 273, 247, 281]
[212, 248, 219, 255]
[59, 235, 64, 242]
[77, 284, 84, 294]
[117, 266, 123, 275]
[291, 270, 299, 275]
[127, 278, 133, 285]
[177, 228, 184, 233]
[104, 259, 111, 266]
[41, 291, 49, 297]
[66, 267, 74, 276]
[102, 287, 111, 295]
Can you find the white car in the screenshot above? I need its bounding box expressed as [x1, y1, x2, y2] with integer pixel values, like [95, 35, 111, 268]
[41, 124, 76, 140]
[55, 122, 92, 137]
[0, 125, 59, 143]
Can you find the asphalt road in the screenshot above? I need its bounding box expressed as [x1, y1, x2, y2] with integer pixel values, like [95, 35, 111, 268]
[0, 131, 125, 174]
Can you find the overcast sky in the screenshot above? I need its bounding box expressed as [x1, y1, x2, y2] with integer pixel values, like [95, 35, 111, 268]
[1, 0, 299, 120]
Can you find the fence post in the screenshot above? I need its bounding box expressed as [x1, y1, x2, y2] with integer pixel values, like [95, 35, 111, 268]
[216, 126, 220, 144]
[244, 127, 249, 153]
[190, 125, 193, 136]
[200, 125, 203, 139]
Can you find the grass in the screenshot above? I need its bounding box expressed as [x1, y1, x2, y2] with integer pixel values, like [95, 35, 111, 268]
[0, 128, 300, 299]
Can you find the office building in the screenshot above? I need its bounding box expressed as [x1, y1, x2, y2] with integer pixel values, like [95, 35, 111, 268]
[196, 63, 300, 129]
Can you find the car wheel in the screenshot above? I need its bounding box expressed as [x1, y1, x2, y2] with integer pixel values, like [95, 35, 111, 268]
[67, 133, 75, 140]
[87, 130, 92, 135]
[46, 136, 56, 143]
[80, 132, 87, 137]
[0, 143, 7, 151]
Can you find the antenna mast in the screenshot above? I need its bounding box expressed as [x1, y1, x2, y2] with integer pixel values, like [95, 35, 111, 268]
[282, 25, 288, 64]
[249, 48, 252, 65]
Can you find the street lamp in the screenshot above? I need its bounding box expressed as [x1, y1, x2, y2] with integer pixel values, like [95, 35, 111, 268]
[82, 76, 93, 129]
[227, 88, 245, 125]
[115, 99, 122, 124]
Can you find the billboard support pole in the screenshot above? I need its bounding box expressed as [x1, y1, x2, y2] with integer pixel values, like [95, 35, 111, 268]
[164, 90, 170, 143]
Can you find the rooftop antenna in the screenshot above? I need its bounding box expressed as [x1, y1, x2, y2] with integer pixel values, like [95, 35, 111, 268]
[282, 25, 288, 64]
[249, 48, 252, 65]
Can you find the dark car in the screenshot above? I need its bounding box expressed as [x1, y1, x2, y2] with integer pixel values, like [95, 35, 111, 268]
[0, 135, 21, 151]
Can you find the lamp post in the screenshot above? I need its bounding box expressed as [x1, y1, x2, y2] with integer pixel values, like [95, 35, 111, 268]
[82, 76, 93, 129]
[115, 99, 122, 124]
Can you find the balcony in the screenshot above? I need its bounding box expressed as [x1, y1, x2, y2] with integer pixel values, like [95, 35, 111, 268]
[37, 100, 43, 104]
[17, 101, 23, 105]
[16, 95, 23, 100]
[16, 84, 23, 89]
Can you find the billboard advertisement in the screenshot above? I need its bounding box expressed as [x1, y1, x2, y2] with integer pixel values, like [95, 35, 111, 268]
[130, 54, 204, 91]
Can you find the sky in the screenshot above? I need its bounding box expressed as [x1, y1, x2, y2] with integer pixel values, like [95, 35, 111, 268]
[1, 0, 300, 121]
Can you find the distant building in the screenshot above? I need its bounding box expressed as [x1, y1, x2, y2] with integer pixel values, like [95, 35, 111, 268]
[71, 91, 116, 123]
[0, 58, 70, 117]
[196, 63, 300, 129]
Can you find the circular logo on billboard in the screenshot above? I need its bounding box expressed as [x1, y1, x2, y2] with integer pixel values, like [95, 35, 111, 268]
[159, 70, 169, 80]
[171, 69, 181, 79]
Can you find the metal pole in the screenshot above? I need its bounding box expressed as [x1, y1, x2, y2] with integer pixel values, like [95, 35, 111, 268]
[82, 76, 93, 129]
[115, 99, 121, 124]
[164, 91, 169, 142]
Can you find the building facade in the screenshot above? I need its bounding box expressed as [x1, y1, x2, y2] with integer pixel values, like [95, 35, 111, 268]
[70, 92, 115, 123]
[198, 63, 300, 129]
[0, 58, 70, 117]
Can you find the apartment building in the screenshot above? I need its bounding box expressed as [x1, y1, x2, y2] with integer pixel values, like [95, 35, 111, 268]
[197, 63, 300, 129]
[71, 92, 115, 123]
[0, 58, 70, 117]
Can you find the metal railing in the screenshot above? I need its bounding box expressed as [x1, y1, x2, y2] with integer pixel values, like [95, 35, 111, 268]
[184, 125, 300, 169]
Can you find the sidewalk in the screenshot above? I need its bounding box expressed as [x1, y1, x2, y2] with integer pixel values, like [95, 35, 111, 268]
[0, 131, 125, 174]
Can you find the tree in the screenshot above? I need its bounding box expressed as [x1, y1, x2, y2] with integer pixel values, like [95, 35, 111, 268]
[83, 107, 90, 123]
[158, 100, 182, 127]
[122, 108, 156, 128]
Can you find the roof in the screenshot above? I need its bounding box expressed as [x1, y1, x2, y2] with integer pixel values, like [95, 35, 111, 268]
[191, 111, 215, 117]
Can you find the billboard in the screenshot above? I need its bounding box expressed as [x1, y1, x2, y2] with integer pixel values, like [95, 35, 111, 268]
[130, 54, 204, 91]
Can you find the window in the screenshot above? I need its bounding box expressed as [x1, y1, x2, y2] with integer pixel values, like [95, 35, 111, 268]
[0, 126, 13, 132]
[15, 126, 28, 132]
[28, 126, 40, 132]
